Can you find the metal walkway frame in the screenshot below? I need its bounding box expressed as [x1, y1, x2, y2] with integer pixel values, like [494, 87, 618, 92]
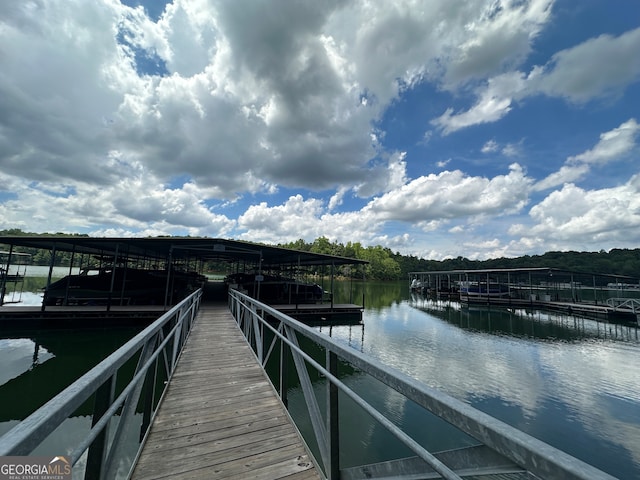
[229, 289, 616, 480]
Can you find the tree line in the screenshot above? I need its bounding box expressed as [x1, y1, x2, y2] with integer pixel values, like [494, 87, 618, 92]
[280, 238, 640, 280]
[0, 229, 90, 266]
[2, 229, 639, 281]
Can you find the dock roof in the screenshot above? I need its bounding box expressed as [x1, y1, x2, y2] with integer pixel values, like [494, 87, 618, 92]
[408, 267, 639, 281]
[0, 236, 367, 268]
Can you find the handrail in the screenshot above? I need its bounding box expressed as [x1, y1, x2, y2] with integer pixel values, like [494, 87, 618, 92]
[228, 289, 616, 480]
[606, 297, 640, 312]
[0, 289, 202, 480]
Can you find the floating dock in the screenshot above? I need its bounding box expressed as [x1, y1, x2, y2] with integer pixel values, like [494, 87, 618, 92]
[0, 304, 166, 329]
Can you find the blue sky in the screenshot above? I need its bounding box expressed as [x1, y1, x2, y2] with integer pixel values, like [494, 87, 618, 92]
[1, 1, 639, 259]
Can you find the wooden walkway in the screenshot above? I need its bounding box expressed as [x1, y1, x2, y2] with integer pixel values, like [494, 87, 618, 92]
[131, 303, 320, 480]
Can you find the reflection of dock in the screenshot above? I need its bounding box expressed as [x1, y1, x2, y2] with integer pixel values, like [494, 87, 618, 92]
[410, 295, 640, 343]
[461, 296, 639, 323]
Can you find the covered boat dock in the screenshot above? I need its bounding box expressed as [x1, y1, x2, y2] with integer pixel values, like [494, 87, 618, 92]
[409, 267, 640, 324]
[0, 236, 367, 323]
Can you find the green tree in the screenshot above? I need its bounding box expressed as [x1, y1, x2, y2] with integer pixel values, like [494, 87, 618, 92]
[310, 236, 334, 255]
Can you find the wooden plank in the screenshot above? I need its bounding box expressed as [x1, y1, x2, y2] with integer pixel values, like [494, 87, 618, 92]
[151, 403, 288, 431]
[279, 470, 324, 480]
[133, 434, 312, 480]
[176, 449, 316, 480]
[131, 303, 320, 480]
[137, 425, 299, 464]
[143, 410, 291, 446]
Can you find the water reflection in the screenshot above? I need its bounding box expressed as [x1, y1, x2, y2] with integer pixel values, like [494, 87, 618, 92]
[0, 338, 54, 386]
[311, 282, 640, 479]
[2, 291, 44, 306]
[0, 328, 140, 431]
[316, 323, 365, 352]
[410, 294, 639, 343]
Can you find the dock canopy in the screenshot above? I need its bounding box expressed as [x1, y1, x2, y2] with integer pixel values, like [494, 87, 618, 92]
[0, 236, 367, 269]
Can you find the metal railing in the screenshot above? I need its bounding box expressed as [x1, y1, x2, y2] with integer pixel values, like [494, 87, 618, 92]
[0, 289, 202, 480]
[607, 297, 640, 313]
[228, 289, 616, 480]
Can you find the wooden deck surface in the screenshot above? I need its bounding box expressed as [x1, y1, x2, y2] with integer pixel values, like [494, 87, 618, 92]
[131, 303, 320, 480]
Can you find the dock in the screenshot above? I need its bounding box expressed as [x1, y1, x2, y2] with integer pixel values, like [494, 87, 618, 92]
[0, 305, 167, 330]
[131, 302, 320, 480]
[459, 296, 639, 323]
[409, 267, 640, 325]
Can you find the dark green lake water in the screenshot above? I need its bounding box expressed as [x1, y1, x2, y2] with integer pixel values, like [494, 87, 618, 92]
[290, 280, 640, 479]
[1, 279, 639, 478]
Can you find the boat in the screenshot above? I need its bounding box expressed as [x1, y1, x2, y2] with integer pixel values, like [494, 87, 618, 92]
[43, 265, 206, 306]
[459, 281, 510, 301]
[410, 278, 424, 293]
[224, 272, 325, 304]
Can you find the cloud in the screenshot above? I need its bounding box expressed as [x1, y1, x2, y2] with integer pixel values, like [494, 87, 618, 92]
[1, 0, 562, 198]
[233, 163, 534, 249]
[535, 119, 639, 191]
[482, 140, 499, 153]
[0, 0, 379, 199]
[365, 163, 532, 222]
[533, 28, 640, 103]
[432, 71, 526, 134]
[1, 0, 638, 263]
[432, 27, 640, 134]
[514, 176, 640, 249]
[442, 0, 553, 88]
[567, 118, 639, 165]
[0, 164, 235, 236]
[533, 164, 590, 192]
[0, 1, 134, 184]
[501, 142, 521, 157]
[236, 194, 383, 246]
[482, 139, 522, 156]
[354, 151, 408, 197]
[328, 186, 349, 211]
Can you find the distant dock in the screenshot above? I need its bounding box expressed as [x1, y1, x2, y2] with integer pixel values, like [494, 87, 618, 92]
[409, 267, 640, 325]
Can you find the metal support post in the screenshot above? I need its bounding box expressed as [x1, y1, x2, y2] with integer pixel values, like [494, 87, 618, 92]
[84, 374, 116, 480]
[0, 244, 13, 306]
[327, 350, 340, 479]
[41, 243, 57, 311]
[140, 355, 158, 441]
[107, 244, 119, 312]
[280, 329, 288, 408]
